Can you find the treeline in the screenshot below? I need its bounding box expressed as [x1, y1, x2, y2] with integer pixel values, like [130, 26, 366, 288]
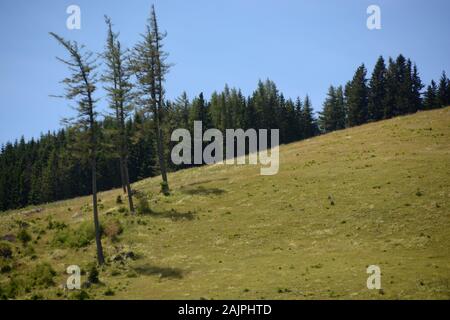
[319, 55, 450, 132]
[1, 54, 450, 212]
[0, 79, 317, 212]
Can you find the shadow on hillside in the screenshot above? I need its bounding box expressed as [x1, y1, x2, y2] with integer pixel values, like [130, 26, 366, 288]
[185, 177, 228, 187]
[180, 186, 226, 196]
[133, 264, 184, 279]
[144, 209, 196, 221]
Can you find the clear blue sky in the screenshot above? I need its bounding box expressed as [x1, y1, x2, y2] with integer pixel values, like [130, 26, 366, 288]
[1, 0, 449, 145]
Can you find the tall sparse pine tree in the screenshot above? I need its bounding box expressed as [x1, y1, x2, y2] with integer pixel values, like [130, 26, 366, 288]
[102, 16, 135, 213]
[49, 32, 105, 265]
[130, 5, 171, 194]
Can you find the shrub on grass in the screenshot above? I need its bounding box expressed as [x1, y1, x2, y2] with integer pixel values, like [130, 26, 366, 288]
[47, 220, 67, 230]
[0, 277, 23, 299]
[23, 245, 35, 257]
[0, 242, 12, 259]
[117, 206, 128, 214]
[29, 263, 56, 288]
[52, 222, 98, 248]
[70, 290, 90, 300]
[17, 229, 31, 245]
[103, 219, 123, 241]
[104, 288, 115, 296]
[136, 193, 151, 215]
[87, 264, 99, 284]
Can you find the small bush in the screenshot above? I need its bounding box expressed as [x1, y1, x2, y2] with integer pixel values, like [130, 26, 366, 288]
[52, 222, 98, 248]
[70, 290, 90, 300]
[17, 229, 31, 244]
[0, 262, 12, 273]
[81, 204, 91, 213]
[29, 263, 56, 288]
[47, 220, 67, 230]
[0, 242, 12, 259]
[117, 206, 128, 214]
[30, 293, 44, 300]
[136, 194, 151, 215]
[0, 277, 23, 299]
[104, 288, 115, 296]
[87, 265, 99, 284]
[23, 245, 35, 257]
[103, 219, 123, 241]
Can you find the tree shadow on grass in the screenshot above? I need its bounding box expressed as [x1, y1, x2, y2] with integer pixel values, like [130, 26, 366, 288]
[185, 177, 228, 187]
[133, 264, 184, 279]
[180, 186, 226, 196]
[143, 209, 196, 221]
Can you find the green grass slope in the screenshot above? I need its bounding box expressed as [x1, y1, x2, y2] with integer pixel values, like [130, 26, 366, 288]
[1, 107, 450, 299]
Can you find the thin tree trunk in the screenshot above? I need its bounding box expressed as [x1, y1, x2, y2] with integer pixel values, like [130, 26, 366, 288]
[91, 158, 105, 265]
[119, 157, 127, 193]
[155, 125, 168, 188]
[151, 6, 169, 193]
[123, 158, 135, 214]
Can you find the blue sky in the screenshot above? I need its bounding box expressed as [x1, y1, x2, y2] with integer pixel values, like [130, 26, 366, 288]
[0, 0, 449, 145]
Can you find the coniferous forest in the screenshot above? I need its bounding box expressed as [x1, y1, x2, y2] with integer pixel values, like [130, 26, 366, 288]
[1, 61, 450, 212]
[1, 9, 450, 213]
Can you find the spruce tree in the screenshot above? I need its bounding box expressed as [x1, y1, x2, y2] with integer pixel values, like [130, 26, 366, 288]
[423, 80, 439, 110]
[367, 56, 386, 121]
[294, 97, 304, 139]
[102, 16, 135, 214]
[383, 58, 398, 119]
[319, 86, 338, 133]
[130, 5, 171, 194]
[174, 92, 190, 129]
[411, 64, 424, 112]
[301, 95, 317, 138]
[346, 64, 368, 126]
[394, 55, 411, 115]
[334, 86, 346, 129]
[50, 32, 105, 265]
[437, 71, 449, 107]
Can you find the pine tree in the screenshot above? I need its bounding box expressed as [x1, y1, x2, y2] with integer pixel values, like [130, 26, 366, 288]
[395, 55, 411, 115]
[102, 16, 135, 213]
[252, 80, 278, 130]
[130, 5, 171, 195]
[301, 95, 317, 138]
[174, 92, 190, 129]
[346, 64, 368, 126]
[190, 93, 211, 127]
[423, 80, 439, 110]
[383, 57, 398, 119]
[334, 86, 346, 129]
[437, 71, 449, 107]
[367, 56, 386, 121]
[50, 32, 105, 265]
[411, 64, 424, 112]
[189, 93, 211, 164]
[319, 86, 338, 133]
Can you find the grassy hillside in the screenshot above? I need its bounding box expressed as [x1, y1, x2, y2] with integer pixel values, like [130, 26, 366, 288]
[1, 107, 449, 300]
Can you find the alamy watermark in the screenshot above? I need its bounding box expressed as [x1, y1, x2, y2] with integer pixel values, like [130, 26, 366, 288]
[66, 5, 81, 30]
[366, 265, 382, 289]
[367, 5, 381, 30]
[66, 265, 81, 290]
[171, 121, 279, 175]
